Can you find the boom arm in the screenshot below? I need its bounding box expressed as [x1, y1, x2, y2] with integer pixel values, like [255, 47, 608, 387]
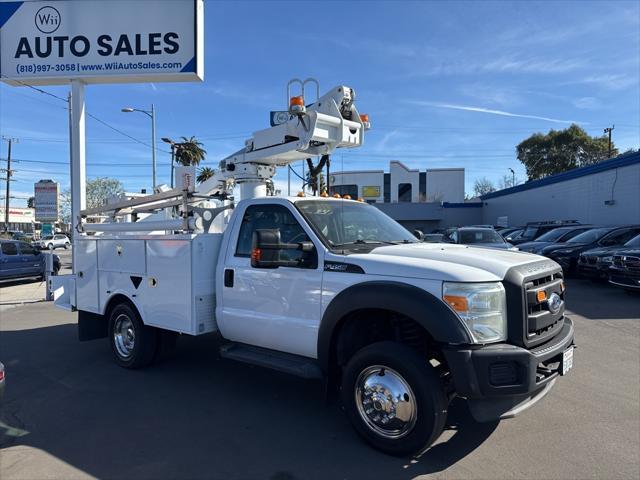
[197, 84, 368, 198]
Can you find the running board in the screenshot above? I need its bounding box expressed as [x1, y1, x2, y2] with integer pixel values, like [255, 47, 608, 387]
[219, 343, 323, 379]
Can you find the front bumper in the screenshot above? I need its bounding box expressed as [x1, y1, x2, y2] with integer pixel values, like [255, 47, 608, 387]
[443, 317, 574, 422]
[578, 262, 610, 278]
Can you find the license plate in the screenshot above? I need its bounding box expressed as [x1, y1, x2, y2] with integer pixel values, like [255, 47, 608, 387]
[561, 347, 574, 375]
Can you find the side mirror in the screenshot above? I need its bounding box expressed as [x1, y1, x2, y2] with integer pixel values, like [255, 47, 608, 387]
[251, 229, 314, 268]
[413, 229, 425, 241]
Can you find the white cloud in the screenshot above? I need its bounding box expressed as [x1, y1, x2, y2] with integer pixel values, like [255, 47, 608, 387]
[408, 100, 585, 124]
[572, 97, 601, 110]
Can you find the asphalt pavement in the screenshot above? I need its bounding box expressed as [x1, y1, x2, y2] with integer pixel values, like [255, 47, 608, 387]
[0, 279, 638, 480]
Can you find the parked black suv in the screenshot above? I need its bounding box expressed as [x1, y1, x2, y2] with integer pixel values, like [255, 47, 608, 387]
[510, 220, 581, 246]
[542, 226, 640, 275]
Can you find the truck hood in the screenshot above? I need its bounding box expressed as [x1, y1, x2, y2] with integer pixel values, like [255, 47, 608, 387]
[343, 242, 552, 282]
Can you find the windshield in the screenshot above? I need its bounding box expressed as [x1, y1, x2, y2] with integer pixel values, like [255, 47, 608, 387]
[521, 226, 540, 239]
[296, 200, 417, 248]
[535, 228, 570, 242]
[567, 228, 610, 244]
[459, 229, 505, 244]
[624, 234, 640, 248]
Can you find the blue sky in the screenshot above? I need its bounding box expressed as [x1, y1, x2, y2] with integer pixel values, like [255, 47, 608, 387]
[1, 0, 639, 206]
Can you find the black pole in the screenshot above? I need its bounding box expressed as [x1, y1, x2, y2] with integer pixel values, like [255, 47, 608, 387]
[170, 145, 175, 188]
[604, 125, 614, 158]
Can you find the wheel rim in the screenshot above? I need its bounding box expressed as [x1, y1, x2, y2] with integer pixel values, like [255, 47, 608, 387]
[113, 314, 135, 359]
[355, 365, 417, 439]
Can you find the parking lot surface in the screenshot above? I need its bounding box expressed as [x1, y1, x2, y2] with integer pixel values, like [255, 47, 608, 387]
[0, 279, 638, 480]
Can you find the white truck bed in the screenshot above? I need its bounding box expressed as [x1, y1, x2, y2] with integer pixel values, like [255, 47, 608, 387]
[53, 233, 222, 335]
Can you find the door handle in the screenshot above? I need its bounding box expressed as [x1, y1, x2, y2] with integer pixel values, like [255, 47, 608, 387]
[224, 269, 234, 288]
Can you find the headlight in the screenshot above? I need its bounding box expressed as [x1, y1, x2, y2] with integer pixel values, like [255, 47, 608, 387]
[442, 282, 507, 344]
[598, 256, 613, 264]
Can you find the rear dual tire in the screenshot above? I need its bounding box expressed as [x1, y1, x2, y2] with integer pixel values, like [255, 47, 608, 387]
[341, 341, 448, 456]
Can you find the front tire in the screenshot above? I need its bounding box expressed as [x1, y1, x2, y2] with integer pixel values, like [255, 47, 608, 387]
[64, 242, 70, 250]
[341, 341, 448, 456]
[47, 243, 54, 250]
[108, 302, 157, 369]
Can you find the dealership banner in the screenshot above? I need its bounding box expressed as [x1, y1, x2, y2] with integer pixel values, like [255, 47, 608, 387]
[0, 0, 204, 85]
[34, 180, 59, 221]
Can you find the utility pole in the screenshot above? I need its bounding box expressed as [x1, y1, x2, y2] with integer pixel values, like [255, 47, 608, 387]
[2, 137, 18, 233]
[604, 125, 615, 158]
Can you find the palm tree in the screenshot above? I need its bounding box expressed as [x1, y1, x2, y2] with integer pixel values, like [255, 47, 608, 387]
[197, 167, 215, 184]
[175, 136, 206, 166]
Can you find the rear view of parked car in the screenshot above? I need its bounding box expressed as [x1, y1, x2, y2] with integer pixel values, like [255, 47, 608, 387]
[33, 234, 70, 250]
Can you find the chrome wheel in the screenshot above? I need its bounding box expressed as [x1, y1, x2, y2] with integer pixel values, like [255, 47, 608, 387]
[113, 314, 135, 359]
[355, 365, 417, 439]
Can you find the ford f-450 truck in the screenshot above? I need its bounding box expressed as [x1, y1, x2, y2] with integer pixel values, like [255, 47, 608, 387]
[52, 81, 574, 455]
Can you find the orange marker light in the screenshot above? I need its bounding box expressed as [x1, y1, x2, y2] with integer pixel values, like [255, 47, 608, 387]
[290, 96, 304, 107]
[359, 113, 369, 123]
[333, 193, 342, 198]
[297, 191, 305, 197]
[251, 248, 262, 262]
[343, 194, 352, 200]
[537, 290, 547, 303]
[320, 192, 329, 197]
[444, 295, 468, 312]
[357, 197, 365, 202]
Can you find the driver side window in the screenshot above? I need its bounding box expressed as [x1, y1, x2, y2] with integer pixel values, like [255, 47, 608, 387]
[235, 204, 314, 267]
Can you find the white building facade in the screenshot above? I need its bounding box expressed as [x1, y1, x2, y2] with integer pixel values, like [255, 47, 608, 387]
[329, 161, 465, 203]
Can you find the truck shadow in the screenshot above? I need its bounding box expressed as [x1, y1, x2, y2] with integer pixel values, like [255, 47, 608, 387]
[0, 323, 497, 480]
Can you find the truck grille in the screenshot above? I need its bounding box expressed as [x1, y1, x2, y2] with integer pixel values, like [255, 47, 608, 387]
[503, 260, 565, 349]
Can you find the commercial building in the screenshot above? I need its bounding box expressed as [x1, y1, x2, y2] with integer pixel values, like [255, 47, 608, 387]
[0, 206, 36, 232]
[480, 151, 640, 227]
[329, 161, 464, 203]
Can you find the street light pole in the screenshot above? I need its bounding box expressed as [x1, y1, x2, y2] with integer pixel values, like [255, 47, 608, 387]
[122, 105, 157, 191]
[151, 104, 157, 191]
[508, 167, 515, 187]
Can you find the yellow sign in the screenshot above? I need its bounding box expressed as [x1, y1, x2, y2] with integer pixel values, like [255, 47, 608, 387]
[362, 186, 381, 198]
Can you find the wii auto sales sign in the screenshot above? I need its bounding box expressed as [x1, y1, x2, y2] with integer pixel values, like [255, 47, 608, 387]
[0, 0, 203, 85]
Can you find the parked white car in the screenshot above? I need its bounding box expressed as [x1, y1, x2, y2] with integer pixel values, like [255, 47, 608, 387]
[34, 234, 70, 250]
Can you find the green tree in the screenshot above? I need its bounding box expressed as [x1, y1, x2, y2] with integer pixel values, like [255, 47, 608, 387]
[175, 136, 207, 166]
[196, 167, 215, 183]
[517, 124, 617, 180]
[60, 178, 124, 222]
[473, 177, 496, 197]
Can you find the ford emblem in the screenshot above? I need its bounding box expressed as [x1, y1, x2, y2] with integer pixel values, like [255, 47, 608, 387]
[548, 292, 563, 314]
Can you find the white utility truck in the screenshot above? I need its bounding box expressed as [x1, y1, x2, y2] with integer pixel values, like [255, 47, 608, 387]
[52, 80, 575, 455]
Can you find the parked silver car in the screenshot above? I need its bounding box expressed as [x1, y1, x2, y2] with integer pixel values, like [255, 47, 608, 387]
[33, 234, 70, 250]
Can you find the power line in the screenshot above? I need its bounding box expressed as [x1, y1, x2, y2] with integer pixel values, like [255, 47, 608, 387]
[1, 74, 170, 153]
